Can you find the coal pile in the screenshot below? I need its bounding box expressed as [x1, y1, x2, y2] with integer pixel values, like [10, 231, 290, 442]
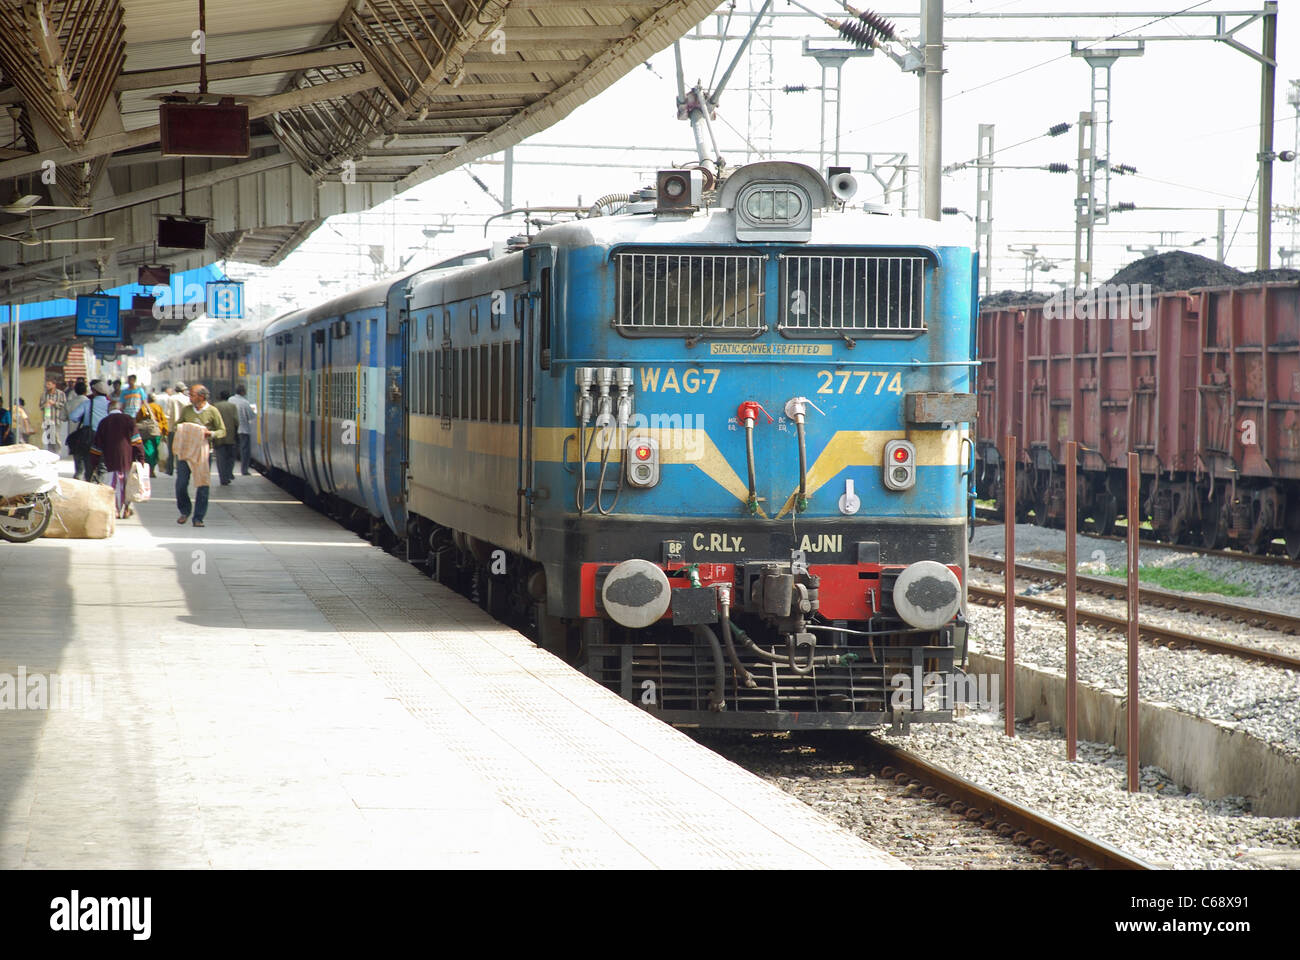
[1105, 251, 1244, 292]
[1240, 267, 1300, 284]
[979, 289, 1052, 309]
[980, 252, 1300, 311]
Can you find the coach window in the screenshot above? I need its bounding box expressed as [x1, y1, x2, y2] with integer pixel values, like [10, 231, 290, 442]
[425, 349, 434, 417]
[490, 343, 501, 422]
[455, 348, 463, 419]
[479, 346, 490, 421]
[460, 348, 470, 420]
[501, 343, 513, 424]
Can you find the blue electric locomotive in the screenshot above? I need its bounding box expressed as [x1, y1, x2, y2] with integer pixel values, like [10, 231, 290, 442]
[403, 160, 978, 729]
[160, 160, 978, 731]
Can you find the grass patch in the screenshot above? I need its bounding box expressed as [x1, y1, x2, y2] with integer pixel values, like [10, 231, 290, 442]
[1098, 565, 1254, 597]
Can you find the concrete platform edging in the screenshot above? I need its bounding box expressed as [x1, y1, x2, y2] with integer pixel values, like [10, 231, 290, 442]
[969, 650, 1300, 818]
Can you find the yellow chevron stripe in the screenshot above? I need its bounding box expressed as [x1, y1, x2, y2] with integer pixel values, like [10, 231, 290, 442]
[773, 428, 966, 517]
[407, 417, 966, 518]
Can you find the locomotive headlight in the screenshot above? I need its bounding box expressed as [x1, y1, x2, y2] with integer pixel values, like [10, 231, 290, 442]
[893, 561, 962, 630]
[882, 439, 916, 491]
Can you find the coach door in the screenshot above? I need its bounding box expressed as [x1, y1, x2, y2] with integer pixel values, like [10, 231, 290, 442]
[517, 245, 554, 550]
[308, 326, 325, 494]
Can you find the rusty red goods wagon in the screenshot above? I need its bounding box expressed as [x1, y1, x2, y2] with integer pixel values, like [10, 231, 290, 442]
[975, 282, 1300, 555]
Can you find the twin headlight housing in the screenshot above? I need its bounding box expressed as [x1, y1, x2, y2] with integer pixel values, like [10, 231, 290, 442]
[883, 439, 916, 491]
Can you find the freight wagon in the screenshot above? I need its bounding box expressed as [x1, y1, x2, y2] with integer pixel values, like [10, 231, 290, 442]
[975, 282, 1300, 556]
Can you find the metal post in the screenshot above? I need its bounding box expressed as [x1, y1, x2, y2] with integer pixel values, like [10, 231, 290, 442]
[1127, 451, 1140, 792]
[1004, 434, 1016, 738]
[919, 0, 943, 220]
[745, 0, 774, 163]
[1073, 111, 1095, 291]
[1290, 79, 1300, 260]
[1065, 440, 1078, 761]
[1216, 208, 1226, 263]
[976, 124, 994, 298]
[503, 146, 513, 210]
[6, 304, 18, 419]
[1257, 2, 1278, 271]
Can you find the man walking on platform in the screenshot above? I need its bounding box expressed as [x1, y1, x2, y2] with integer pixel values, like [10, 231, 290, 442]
[120, 374, 146, 419]
[213, 390, 239, 485]
[68, 382, 111, 481]
[40, 379, 67, 454]
[174, 384, 225, 528]
[229, 384, 255, 476]
[161, 382, 189, 475]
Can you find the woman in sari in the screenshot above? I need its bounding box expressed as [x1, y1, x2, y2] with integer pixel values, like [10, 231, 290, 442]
[88, 401, 146, 519]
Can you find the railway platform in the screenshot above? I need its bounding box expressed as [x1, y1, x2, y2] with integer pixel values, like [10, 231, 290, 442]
[0, 465, 899, 869]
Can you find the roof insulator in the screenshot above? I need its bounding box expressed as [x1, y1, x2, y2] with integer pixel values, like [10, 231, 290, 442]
[856, 8, 897, 42]
[836, 19, 877, 51]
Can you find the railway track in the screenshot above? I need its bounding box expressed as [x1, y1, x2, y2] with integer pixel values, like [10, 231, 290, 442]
[702, 730, 1152, 870]
[968, 554, 1300, 636]
[858, 736, 1152, 871]
[966, 582, 1300, 671]
[973, 508, 1300, 568]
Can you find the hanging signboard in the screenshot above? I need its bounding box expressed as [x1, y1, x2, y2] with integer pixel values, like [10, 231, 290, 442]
[76, 294, 121, 339]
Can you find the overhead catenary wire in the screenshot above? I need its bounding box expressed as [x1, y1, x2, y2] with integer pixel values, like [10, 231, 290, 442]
[1225, 171, 1261, 261]
[822, 0, 1217, 150]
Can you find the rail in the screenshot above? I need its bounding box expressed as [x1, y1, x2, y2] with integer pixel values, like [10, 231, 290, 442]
[861, 737, 1152, 871]
[967, 583, 1300, 671]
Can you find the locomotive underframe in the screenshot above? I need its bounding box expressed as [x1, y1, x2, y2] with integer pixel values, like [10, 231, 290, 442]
[398, 507, 968, 729]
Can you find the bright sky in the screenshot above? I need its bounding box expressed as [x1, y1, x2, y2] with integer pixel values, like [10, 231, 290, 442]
[162, 1, 1300, 354]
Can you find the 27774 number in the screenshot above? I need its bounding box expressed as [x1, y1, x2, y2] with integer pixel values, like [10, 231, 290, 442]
[815, 370, 903, 395]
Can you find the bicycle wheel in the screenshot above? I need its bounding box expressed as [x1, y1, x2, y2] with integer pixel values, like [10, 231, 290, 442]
[0, 492, 53, 543]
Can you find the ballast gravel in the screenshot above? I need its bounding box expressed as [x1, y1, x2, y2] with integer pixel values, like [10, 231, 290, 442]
[972, 522, 1300, 619]
[890, 715, 1300, 869]
[963, 595, 1300, 762]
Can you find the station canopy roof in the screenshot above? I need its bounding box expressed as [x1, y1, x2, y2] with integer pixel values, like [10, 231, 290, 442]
[0, 0, 719, 313]
[3, 262, 226, 350]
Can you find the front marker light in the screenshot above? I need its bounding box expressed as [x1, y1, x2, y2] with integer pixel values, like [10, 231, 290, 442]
[626, 436, 660, 487]
[883, 439, 916, 491]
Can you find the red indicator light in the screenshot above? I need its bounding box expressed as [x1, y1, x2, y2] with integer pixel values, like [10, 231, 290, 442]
[635, 445, 652, 461]
[893, 447, 910, 463]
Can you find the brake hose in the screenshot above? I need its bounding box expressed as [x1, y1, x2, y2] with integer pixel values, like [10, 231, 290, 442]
[719, 597, 756, 688]
[691, 624, 727, 712]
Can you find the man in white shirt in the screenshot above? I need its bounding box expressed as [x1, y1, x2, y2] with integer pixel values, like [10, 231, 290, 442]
[161, 382, 190, 475]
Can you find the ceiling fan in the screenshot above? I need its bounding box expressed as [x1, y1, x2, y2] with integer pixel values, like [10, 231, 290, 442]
[34, 257, 113, 294]
[1, 193, 90, 215]
[0, 212, 113, 247]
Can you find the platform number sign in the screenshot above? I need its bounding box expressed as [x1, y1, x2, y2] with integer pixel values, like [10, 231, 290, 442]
[206, 280, 244, 319]
[75, 294, 121, 339]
